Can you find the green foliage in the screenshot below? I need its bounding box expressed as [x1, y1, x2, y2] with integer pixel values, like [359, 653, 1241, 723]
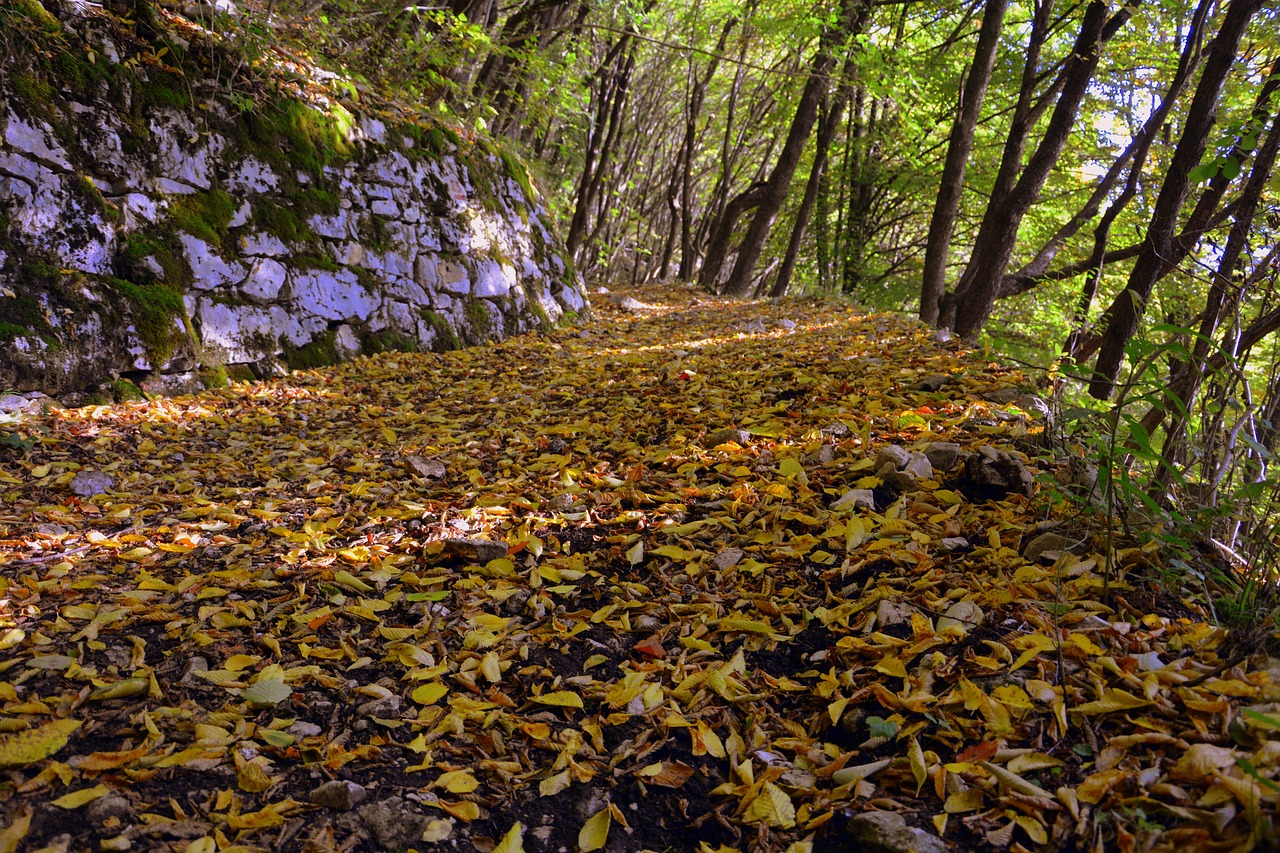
[253, 201, 313, 244]
[0, 323, 29, 342]
[110, 378, 145, 402]
[464, 298, 492, 342]
[199, 364, 230, 389]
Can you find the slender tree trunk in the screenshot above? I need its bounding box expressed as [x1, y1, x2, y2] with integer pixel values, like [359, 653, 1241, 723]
[918, 0, 1009, 324]
[943, 0, 1136, 337]
[1089, 0, 1266, 399]
[722, 0, 869, 297]
[770, 49, 858, 299]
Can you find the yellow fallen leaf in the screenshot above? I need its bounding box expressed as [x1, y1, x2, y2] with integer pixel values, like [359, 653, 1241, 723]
[875, 656, 908, 678]
[908, 736, 927, 794]
[540, 769, 571, 797]
[481, 651, 502, 683]
[944, 788, 984, 813]
[0, 806, 32, 853]
[578, 806, 611, 851]
[412, 683, 449, 705]
[493, 821, 524, 853]
[1072, 689, 1151, 716]
[743, 781, 795, 829]
[533, 690, 583, 709]
[52, 784, 110, 809]
[0, 718, 81, 769]
[436, 769, 479, 794]
[440, 800, 480, 821]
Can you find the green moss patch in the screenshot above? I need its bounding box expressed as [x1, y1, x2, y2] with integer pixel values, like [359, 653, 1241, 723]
[168, 189, 237, 249]
[253, 200, 314, 244]
[283, 331, 340, 370]
[105, 277, 189, 365]
[121, 232, 192, 288]
[420, 310, 460, 353]
[464, 298, 492, 342]
[362, 330, 418, 356]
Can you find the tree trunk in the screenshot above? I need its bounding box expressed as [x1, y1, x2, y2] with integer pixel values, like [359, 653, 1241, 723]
[1089, 0, 1265, 399]
[918, 0, 1009, 324]
[722, 0, 870, 297]
[943, 0, 1135, 338]
[770, 49, 858, 299]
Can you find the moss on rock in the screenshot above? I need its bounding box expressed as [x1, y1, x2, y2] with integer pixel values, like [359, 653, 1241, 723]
[104, 277, 188, 365]
[283, 330, 339, 370]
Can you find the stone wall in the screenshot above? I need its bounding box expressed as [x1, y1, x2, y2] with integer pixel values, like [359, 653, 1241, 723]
[0, 1, 588, 403]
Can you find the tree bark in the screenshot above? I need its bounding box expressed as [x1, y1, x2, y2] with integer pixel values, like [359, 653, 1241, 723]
[918, 0, 1009, 324]
[944, 0, 1136, 338]
[720, 0, 870, 297]
[1089, 0, 1266, 399]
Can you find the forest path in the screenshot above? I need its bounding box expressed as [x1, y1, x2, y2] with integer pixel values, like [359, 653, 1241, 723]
[0, 285, 1276, 852]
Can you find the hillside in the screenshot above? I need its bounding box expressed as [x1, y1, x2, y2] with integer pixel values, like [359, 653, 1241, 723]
[1, 286, 1277, 852]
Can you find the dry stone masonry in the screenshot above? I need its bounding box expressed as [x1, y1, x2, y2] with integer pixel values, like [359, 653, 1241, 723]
[0, 2, 588, 403]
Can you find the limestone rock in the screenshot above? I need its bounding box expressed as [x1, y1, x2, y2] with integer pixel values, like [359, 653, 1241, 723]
[71, 471, 114, 497]
[403, 456, 447, 479]
[358, 797, 430, 850]
[914, 374, 950, 392]
[923, 442, 963, 473]
[706, 427, 751, 447]
[311, 780, 367, 811]
[712, 548, 744, 571]
[959, 445, 1034, 501]
[1023, 531, 1082, 564]
[846, 811, 948, 853]
[875, 445, 911, 471]
[440, 537, 509, 564]
[903, 452, 933, 480]
[832, 489, 875, 510]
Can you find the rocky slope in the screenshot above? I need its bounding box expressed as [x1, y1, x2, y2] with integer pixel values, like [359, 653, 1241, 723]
[0, 0, 588, 405]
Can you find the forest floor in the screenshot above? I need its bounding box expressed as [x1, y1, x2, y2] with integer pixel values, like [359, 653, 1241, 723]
[0, 284, 1278, 853]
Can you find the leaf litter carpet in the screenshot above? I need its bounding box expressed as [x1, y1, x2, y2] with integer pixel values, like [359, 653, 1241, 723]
[1, 286, 1278, 853]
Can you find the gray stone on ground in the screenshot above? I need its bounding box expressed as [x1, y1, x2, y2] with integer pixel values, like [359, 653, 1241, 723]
[902, 452, 933, 480]
[311, 780, 366, 811]
[806, 444, 836, 465]
[875, 445, 910, 471]
[705, 427, 750, 447]
[0, 394, 34, 415]
[880, 469, 921, 493]
[959, 445, 1034, 501]
[441, 536, 509, 564]
[287, 720, 322, 737]
[712, 548, 744, 571]
[71, 470, 114, 497]
[832, 489, 875, 511]
[820, 421, 851, 438]
[914, 374, 950, 392]
[86, 794, 132, 824]
[617, 296, 646, 311]
[923, 442, 963, 473]
[777, 318, 797, 330]
[1023, 531, 1081, 564]
[358, 797, 429, 849]
[846, 811, 948, 853]
[403, 456, 447, 479]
